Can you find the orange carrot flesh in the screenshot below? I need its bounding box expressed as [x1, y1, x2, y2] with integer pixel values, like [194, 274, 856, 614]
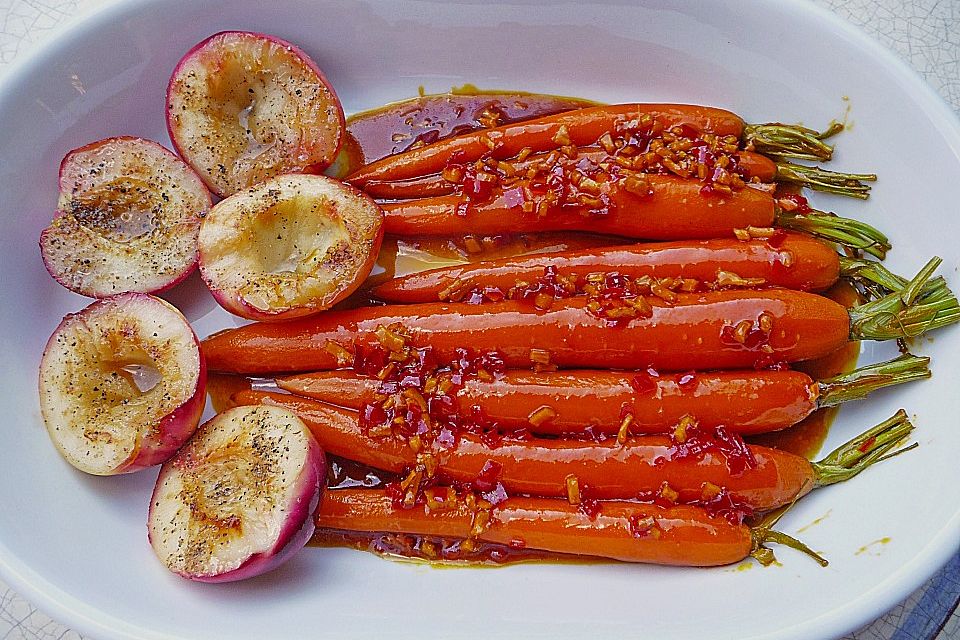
[739, 152, 778, 181]
[317, 489, 753, 566]
[277, 369, 819, 436]
[202, 292, 852, 375]
[380, 174, 774, 238]
[371, 233, 840, 304]
[234, 391, 815, 511]
[347, 103, 745, 186]
[363, 149, 777, 200]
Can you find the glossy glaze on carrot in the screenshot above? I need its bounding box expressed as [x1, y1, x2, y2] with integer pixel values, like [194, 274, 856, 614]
[363, 149, 777, 200]
[380, 173, 774, 238]
[317, 489, 754, 566]
[234, 391, 814, 511]
[277, 369, 819, 435]
[346, 93, 596, 165]
[202, 291, 852, 375]
[347, 103, 745, 186]
[371, 233, 840, 303]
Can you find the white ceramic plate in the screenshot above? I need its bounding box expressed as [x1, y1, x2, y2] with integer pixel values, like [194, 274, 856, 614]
[1, 1, 959, 638]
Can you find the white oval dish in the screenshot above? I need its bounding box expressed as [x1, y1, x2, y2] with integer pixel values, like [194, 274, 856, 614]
[0, 1, 958, 639]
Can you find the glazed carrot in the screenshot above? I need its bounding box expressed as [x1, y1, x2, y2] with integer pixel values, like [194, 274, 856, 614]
[203, 292, 847, 373]
[234, 391, 915, 511]
[317, 489, 818, 567]
[362, 148, 777, 199]
[377, 176, 889, 257]
[347, 104, 747, 186]
[380, 174, 774, 239]
[276, 355, 930, 435]
[202, 260, 955, 375]
[347, 104, 846, 187]
[363, 148, 875, 203]
[741, 153, 779, 181]
[370, 233, 840, 304]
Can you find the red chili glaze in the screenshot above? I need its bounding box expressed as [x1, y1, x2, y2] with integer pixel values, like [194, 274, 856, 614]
[379, 174, 775, 238]
[350, 332, 513, 457]
[234, 391, 816, 512]
[438, 120, 751, 205]
[347, 103, 746, 186]
[278, 368, 820, 436]
[635, 484, 755, 526]
[315, 489, 754, 566]
[371, 234, 839, 303]
[203, 292, 852, 375]
[365, 148, 777, 200]
[778, 192, 813, 214]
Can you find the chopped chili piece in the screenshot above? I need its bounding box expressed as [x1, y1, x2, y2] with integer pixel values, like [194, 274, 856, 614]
[777, 193, 812, 214]
[630, 367, 660, 394]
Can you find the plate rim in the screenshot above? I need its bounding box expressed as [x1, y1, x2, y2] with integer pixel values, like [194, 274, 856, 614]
[1, 1, 959, 638]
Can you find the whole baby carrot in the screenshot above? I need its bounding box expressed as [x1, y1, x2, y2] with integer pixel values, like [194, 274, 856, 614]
[377, 176, 889, 257]
[363, 151, 873, 200]
[347, 103, 840, 186]
[276, 354, 929, 435]
[234, 390, 915, 512]
[202, 259, 955, 375]
[316, 489, 825, 567]
[370, 233, 842, 304]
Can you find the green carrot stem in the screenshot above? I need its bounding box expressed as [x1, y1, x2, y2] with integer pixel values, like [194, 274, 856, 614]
[817, 354, 931, 407]
[750, 530, 829, 567]
[838, 256, 908, 295]
[743, 121, 843, 161]
[748, 492, 828, 567]
[776, 209, 891, 259]
[817, 121, 846, 140]
[774, 162, 876, 199]
[812, 409, 916, 487]
[848, 257, 960, 340]
[838, 256, 949, 301]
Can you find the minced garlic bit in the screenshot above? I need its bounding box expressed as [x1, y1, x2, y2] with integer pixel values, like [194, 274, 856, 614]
[565, 474, 581, 505]
[374, 324, 407, 353]
[617, 412, 634, 445]
[442, 165, 464, 183]
[424, 486, 459, 513]
[777, 196, 800, 211]
[477, 106, 504, 128]
[437, 277, 475, 302]
[461, 492, 495, 551]
[551, 125, 572, 146]
[758, 311, 774, 333]
[629, 514, 662, 539]
[324, 341, 353, 367]
[529, 348, 552, 365]
[700, 482, 723, 500]
[420, 540, 439, 559]
[528, 405, 557, 427]
[732, 319, 754, 344]
[747, 226, 776, 238]
[529, 348, 556, 373]
[673, 415, 698, 444]
[658, 481, 679, 503]
[716, 270, 766, 288]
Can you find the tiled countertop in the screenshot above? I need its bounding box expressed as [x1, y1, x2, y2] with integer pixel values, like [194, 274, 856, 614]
[1, 0, 957, 638]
